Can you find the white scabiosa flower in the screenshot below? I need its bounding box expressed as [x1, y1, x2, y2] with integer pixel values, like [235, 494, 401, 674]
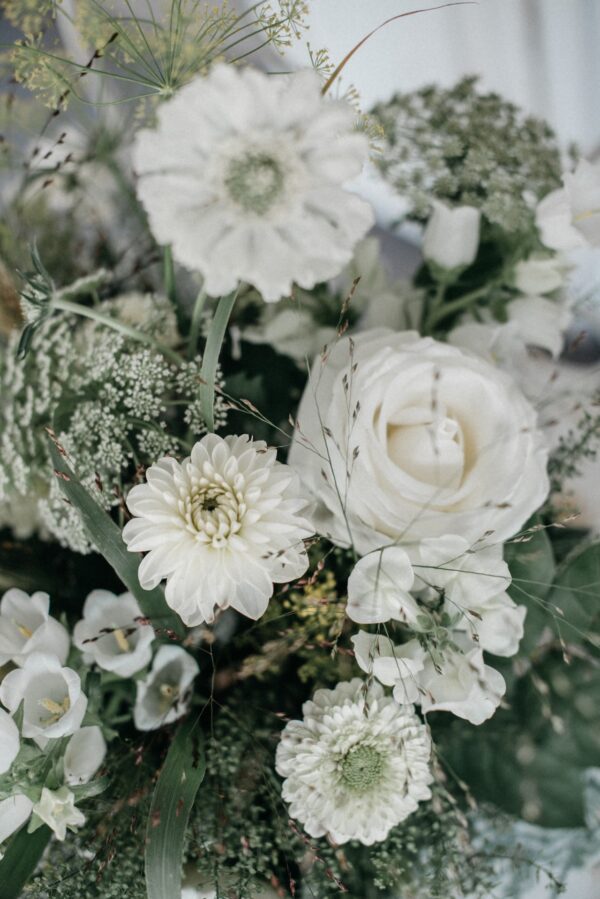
[0, 653, 87, 748]
[133, 645, 199, 731]
[31, 786, 85, 841]
[132, 64, 374, 303]
[73, 590, 155, 677]
[63, 726, 107, 786]
[0, 709, 19, 774]
[123, 434, 314, 627]
[275, 679, 432, 845]
[0, 589, 69, 667]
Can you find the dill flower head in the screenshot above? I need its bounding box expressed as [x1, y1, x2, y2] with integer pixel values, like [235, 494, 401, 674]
[133, 64, 374, 302]
[275, 678, 432, 845]
[123, 434, 314, 626]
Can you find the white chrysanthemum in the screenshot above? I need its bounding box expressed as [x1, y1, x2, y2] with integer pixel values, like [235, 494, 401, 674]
[275, 679, 432, 845]
[133, 64, 374, 302]
[123, 434, 314, 626]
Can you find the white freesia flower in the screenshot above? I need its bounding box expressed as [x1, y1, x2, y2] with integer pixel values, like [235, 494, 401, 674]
[64, 726, 107, 785]
[276, 679, 432, 845]
[422, 201, 480, 271]
[0, 653, 87, 748]
[0, 794, 33, 848]
[419, 645, 506, 725]
[514, 256, 565, 295]
[0, 589, 69, 667]
[123, 434, 314, 627]
[73, 590, 155, 677]
[133, 64, 374, 303]
[133, 645, 199, 731]
[0, 709, 19, 774]
[290, 330, 549, 554]
[346, 547, 418, 625]
[536, 159, 600, 251]
[351, 632, 426, 705]
[32, 786, 85, 841]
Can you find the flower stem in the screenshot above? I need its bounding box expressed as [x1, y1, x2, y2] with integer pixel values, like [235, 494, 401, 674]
[423, 283, 493, 333]
[52, 297, 184, 365]
[188, 288, 208, 360]
[199, 289, 238, 432]
[163, 245, 177, 306]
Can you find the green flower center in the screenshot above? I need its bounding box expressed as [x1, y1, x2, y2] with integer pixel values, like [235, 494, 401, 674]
[340, 745, 385, 793]
[224, 152, 284, 214]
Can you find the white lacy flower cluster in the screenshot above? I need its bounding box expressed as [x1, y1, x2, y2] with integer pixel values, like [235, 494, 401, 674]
[0, 292, 225, 553]
[0, 586, 200, 855]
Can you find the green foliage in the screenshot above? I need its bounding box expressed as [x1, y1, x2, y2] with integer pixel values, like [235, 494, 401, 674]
[145, 718, 206, 899]
[548, 402, 600, 492]
[0, 824, 51, 899]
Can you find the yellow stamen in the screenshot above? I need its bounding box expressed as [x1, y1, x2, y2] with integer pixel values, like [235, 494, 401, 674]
[39, 696, 70, 725]
[113, 628, 130, 653]
[17, 623, 33, 639]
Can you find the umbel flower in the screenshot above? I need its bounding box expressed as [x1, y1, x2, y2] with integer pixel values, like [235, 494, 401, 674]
[133, 64, 374, 302]
[275, 679, 432, 845]
[123, 434, 314, 626]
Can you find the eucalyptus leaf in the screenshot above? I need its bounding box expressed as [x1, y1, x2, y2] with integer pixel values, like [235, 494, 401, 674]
[47, 437, 185, 639]
[145, 717, 206, 899]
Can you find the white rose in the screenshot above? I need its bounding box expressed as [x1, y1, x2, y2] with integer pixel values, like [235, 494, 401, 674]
[73, 590, 155, 678]
[0, 653, 87, 748]
[346, 547, 417, 625]
[0, 589, 69, 667]
[289, 330, 549, 554]
[422, 201, 480, 271]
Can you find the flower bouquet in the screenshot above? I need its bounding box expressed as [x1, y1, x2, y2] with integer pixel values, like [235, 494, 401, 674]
[0, 4, 598, 898]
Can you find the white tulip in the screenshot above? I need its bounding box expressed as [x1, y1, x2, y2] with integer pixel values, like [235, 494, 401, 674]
[73, 590, 155, 678]
[422, 200, 480, 271]
[64, 726, 107, 785]
[133, 646, 199, 731]
[536, 159, 600, 251]
[0, 709, 19, 775]
[514, 256, 565, 295]
[0, 795, 33, 850]
[346, 547, 417, 625]
[0, 653, 87, 748]
[32, 786, 85, 841]
[0, 589, 69, 667]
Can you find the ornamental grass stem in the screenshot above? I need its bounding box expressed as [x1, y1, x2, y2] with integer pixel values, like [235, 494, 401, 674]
[52, 297, 184, 366]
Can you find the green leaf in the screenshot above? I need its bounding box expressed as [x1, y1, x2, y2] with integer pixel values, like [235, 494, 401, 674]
[47, 438, 185, 639]
[548, 542, 600, 634]
[145, 717, 206, 899]
[199, 290, 237, 432]
[0, 823, 51, 899]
